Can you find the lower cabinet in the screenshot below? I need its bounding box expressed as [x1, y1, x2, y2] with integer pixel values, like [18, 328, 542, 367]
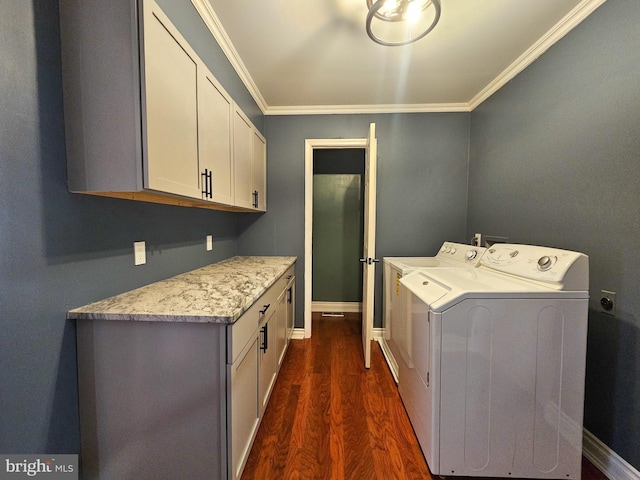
[258, 306, 277, 416]
[286, 275, 296, 341]
[76, 265, 295, 480]
[228, 334, 260, 480]
[274, 290, 288, 368]
[225, 264, 295, 480]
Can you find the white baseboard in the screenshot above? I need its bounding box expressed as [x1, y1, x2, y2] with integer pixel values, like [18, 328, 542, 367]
[292, 315, 373, 340]
[583, 429, 640, 480]
[311, 301, 361, 313]
[376, 336, 398, 384]
[291, 328, 306, 340]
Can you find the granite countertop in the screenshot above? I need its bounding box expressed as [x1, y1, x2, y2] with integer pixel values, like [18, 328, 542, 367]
[67, 256, 296, 324]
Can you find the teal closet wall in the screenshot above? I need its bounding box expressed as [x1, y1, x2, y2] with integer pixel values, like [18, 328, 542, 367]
[312, 149, 365, 302]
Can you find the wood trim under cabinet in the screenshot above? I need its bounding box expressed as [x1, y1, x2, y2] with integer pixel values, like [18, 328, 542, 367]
[78, 191, 258, 213]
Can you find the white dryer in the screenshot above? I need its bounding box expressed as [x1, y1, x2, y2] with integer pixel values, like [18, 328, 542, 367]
[381, 242, 486, 382]
[399, 243, 589, 479]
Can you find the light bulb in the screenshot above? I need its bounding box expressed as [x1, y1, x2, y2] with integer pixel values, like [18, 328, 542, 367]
[406, 1, 422, 24]
[381, 0, 398, 17]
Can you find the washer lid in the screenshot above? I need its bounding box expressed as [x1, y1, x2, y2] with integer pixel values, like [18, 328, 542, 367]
[400, 266, 589, 313]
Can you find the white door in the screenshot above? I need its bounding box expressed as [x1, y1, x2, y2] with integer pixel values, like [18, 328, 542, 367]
[361, 123, 378, 369]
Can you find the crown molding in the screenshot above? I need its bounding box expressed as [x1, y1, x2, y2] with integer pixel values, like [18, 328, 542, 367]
[194, 0, 607, 116]
[469, 0, 607, 110]
[191, 0, 268, 113]
[264, 103, 471, 116]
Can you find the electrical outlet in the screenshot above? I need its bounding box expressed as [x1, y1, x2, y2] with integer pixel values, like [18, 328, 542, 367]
[206, 235, 213, 251]
[134, 241, 146, 265]
[600, 290, 616, 316]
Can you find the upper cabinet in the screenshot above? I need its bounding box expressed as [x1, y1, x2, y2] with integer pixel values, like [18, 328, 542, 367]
[199, 70, 235, 205]
[233, 108, 254, 210]
[59, 0, 265, 212]
[252, 130, 267, 212]
[233, 107, 267, 211]
[141, 4, 201, 199]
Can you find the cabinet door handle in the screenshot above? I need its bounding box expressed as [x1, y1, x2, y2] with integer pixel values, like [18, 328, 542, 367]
[287, 287, 292, 304]
[201, 169, 208, 197]
[259, 304, 270, 315]
[252, 190, 259, 208]
[201, 169, 213, 198]
[260, 324, 268, 352]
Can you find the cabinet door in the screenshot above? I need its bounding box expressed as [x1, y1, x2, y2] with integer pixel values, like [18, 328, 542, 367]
[286, 278, 295, 340]
[233, 108, 253, 209]
[275, 291, 287, 368]
[141, 4, 201, 198]
[252, 130, 267, 211]
[228, 335, 260, 480]
[198, 69, 234, 205]
[258, 308, 277, 415]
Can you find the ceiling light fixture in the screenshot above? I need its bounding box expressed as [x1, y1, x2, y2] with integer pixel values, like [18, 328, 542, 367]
[366, 0, 441, 46]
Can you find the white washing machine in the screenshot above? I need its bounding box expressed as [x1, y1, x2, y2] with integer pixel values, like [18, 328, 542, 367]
[381, 242, 486, 382]
[399, 243, 589, 479]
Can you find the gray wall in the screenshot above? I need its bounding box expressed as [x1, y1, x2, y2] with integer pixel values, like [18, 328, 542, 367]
[238, 113, 471, 327]
[0, 0, 247, 455]
[467, 0, 640, 469]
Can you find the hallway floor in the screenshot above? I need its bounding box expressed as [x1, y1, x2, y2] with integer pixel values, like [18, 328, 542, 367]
[240, 313, 607, 480]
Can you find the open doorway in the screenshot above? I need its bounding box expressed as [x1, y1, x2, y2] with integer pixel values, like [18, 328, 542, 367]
[304, 124, 378, 371]
[311, 148, 365, 315]
[304, 139, 366, 340]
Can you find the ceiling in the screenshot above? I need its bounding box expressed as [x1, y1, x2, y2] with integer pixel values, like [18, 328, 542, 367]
[192, 0, 606, 115]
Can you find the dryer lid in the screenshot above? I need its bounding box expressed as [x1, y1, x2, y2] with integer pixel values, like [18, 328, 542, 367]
[399, 270, 450, 305]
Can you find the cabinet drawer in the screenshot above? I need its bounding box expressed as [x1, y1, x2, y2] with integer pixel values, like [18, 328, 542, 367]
[227, 266, 295, 364]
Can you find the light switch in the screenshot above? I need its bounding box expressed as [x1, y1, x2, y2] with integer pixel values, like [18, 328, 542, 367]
[134, 241, 146, 265]
[206, 235, 213, 251]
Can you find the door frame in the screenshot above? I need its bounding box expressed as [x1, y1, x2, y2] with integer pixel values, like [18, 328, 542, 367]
[304, 138, 367, 338]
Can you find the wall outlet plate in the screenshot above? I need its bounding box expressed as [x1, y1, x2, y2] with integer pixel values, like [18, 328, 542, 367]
[600, 290, 616, 316]
[206, 235, 213, 251]
[134, 241, 146, 265]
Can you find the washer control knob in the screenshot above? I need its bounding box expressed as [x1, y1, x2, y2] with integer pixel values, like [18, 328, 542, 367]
[537, 255, 554, 271]
[465, 250, 478, 261]
[450, 247, 457, 254]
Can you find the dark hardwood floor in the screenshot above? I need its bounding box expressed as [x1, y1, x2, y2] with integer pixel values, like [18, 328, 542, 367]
[241, 313, 607, 480]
